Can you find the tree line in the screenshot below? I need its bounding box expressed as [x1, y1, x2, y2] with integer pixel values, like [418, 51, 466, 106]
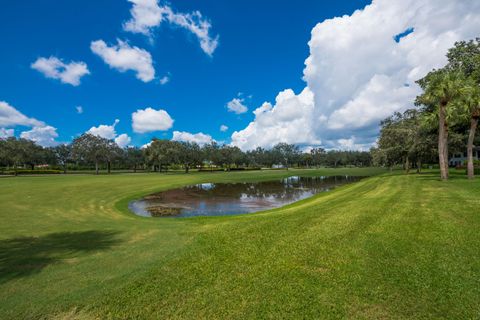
[373, 38, 480, 180]
[0, 134, 372, 175]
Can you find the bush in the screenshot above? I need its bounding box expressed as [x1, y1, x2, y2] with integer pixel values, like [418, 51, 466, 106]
[198, 167, 224, 172]
[2, 169, 62, 175]
[229, 167, 261, 171]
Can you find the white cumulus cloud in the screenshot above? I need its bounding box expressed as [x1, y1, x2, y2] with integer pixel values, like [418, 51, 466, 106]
[87, 119, 131, 148]
[87, 119, 120, 140]
[231, 88, 319, 150]
[115, 133, 132, 148]
[226, 97, 248, 114]
[172, 131, 214, 145]
[31, 56, 90, 86]
[132, 107, 174, 133]
[90, 39, 155, 82]
[0, 101, 44, 128]
[20, 126, 59, 147]
[232, 0, 480, 150]
[123, 0, 219, 56]
[0, 128, 14, 138]
[220, 124, 228, 132]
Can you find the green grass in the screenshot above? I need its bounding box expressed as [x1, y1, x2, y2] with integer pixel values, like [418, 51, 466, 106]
[1, 167, 480, 319]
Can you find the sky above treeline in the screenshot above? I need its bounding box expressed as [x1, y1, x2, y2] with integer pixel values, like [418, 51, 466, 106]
[1, 0, 479, 150]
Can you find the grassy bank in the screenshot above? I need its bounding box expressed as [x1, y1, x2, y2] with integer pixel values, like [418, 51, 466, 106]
[1, 168, 479, 319]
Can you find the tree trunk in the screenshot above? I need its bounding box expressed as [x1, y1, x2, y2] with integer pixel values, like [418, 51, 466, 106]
[416, 160, 421, 174]
[467, 116, 478, 179]
[438, 102, 449, 180]
[63, 164, 67, 174]
[185, 165, 189, 173]
[107, 161, 111, 174]
[133, 164, 137, 173]
[31, 164, 34, 170]
[95, 161, 99, 175]
[405, 156, 410, 174]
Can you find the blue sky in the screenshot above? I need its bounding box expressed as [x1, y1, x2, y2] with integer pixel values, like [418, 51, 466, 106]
[1, 0, 478, 149]
[0, 0, 368, 147]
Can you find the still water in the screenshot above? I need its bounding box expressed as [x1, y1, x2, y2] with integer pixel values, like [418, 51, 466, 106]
[129, 175, 362, 218]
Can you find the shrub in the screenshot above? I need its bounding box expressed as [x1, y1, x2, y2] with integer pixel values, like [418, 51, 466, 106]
[198, 168, 224, 172]
[3, 169, 62, 175]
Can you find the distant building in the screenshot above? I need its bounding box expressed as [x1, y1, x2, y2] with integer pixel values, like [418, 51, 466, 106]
[449, 147, 480, 167]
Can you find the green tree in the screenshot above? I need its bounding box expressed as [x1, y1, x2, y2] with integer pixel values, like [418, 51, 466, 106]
[447, 39, 480, 179]
[72, 133, 111, 175]
[53, 144, 72, 173]
[416, 69, 466, 180]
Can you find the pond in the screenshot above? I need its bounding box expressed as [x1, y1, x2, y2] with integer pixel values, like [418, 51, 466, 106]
[129, 175, 363, 218]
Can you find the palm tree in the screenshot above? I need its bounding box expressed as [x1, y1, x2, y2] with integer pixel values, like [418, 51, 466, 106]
[453, 80, 480, 179]
[416, 69, 465, 180]
[447, 39, 480, 179]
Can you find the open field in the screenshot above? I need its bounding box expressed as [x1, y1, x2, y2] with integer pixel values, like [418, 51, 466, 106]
[1, 168, 479, 319]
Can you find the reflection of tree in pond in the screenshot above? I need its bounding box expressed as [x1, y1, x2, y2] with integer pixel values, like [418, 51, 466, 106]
[130, 176, 364, 217]
[145, 176, 362, 210]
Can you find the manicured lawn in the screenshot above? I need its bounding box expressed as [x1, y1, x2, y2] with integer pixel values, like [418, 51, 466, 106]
[1, 168, 479, 319]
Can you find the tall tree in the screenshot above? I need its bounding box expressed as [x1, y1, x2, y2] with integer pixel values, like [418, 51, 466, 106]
[416, 69, 465, 180]
[447, 39, 480, 179]
[53, 144, 72, 173]
[72, 133, 111, 175]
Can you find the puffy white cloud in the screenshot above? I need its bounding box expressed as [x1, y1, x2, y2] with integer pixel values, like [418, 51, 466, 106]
[20, 126, 59, 147]
[31, 56, 90, 86]
[220, 124, 228, 132]
[232, 88, 319, 150]
[123, 0, 219, 56]
[123, 0, 163, 35]
[76, 105, 83, 114]
[0, 128, 14, 138]
[232, 0, 480, 150]
[0, 101, 59, 146]
[172, 131, 214, 145]
[87, 119, 131, 148]
[115, 133, 132, 148]
[87, 119, 119, 140]
[0, 101, 44, 127]
[227, 97, 248, 114]
[141, 141, 152, 149]
[90, 39, 155, 82]
[132, 107, 174, 133]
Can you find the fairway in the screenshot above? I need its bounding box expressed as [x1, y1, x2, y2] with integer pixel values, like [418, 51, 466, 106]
[1, 168, 479, 319]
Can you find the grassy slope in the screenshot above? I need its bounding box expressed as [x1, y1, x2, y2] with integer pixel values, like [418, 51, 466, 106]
[0, 168, 479, 319]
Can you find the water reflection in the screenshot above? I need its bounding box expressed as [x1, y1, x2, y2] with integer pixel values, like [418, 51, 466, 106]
[129, 175, 362, 218]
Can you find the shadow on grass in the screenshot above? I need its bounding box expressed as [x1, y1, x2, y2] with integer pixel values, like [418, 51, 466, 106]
[0, 230, 120, 284]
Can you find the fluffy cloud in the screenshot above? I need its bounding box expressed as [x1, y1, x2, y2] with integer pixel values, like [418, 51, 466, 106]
[20, 126, 59, 147]
[31, 56, 90, 86]
[0, 101, 44, 128]
[0, 128, 14, 138]
[90, 39, 155, 82]
[123, 0, 219, 56]
[0, 101, 59, 146]
[132, 107, 174, 133]
[220, 124, 228, 132]
[227, 97, 248, 114]
[87, 119, 120, 140]
[87, 119, 131, 148]
[115, 133, 132, 148]
[232, 88, 319, 150]
[231, 0, 480, 150]
[172, 131, 214, 145]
